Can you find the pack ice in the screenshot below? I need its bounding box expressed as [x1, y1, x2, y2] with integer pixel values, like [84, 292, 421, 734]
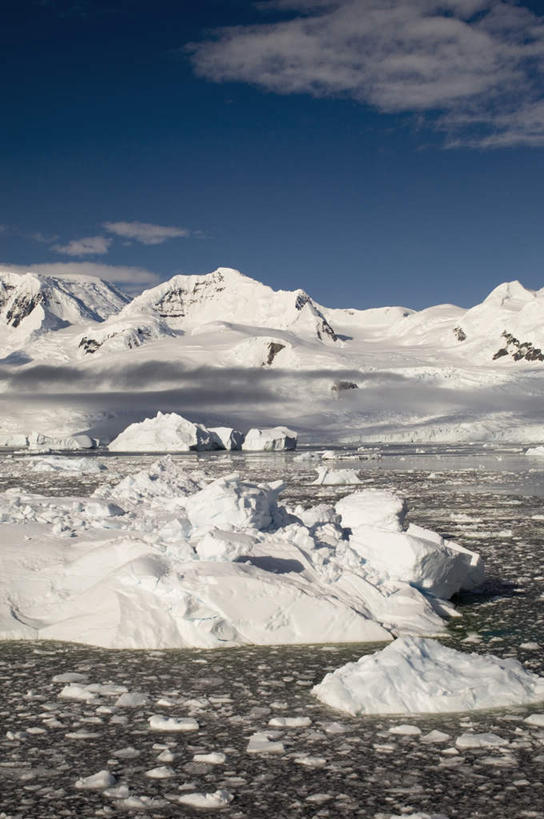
[312, 636, 544, 715]
[0, 458, 483, 648]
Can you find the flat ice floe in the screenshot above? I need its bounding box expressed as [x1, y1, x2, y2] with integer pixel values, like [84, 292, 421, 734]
[312, 636, 544, 715]
[0, 458, 483, 648]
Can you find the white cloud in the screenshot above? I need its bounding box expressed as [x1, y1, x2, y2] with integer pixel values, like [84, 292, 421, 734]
[52, 236, 112, 256]
[188, 0, 544, 147]
[103, 221, 191, 245]
[0, 262, 161, 289]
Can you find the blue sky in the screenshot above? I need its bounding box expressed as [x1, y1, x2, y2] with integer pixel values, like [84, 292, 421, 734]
[1, 0, 544, 309]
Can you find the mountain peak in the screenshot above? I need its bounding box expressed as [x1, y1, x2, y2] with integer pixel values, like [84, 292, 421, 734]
[0, 269, 128, 336]
[484, 280, 536, 306]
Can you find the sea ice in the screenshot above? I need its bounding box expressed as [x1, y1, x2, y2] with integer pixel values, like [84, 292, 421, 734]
[456, 732, 508, 749]
[177, 790, 233, 809]
[31, 455, 105, 473]
[247, 731, 285, 754]
[74, 770, 116, 790]
[312, 637, 544, 715]
[148, 715, 199, 732]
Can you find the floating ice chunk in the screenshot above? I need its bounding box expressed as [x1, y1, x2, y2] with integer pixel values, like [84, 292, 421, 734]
[312, 467, 362, 485]
[157, 749, 175, 762]
[115, 691, 148, 708]
[177, 790, 233, 809]
[312, 637, 544, 715]
[185, 473, 283, 532]
[113, 747, 140, 759]
[120, 795, 169, 810]
[148, 715, 199, 732]
[52, 672, 89, 683]
[456, 732, 508, 749]
[242, 427, 297, 451]
[268, 717, 312, 728]
[376, 814, 449, 819]
[388, 724, 422, 736]
[193, 751, 226, 764]
[524, 713, 544, 727]
[108, 411, 220, 452]
[75, 770, 116, 790]
[145, 766, 175, 779]
[104, 784, 130, 799]
[247, 731, 285, 754]
[420, 730, 451, 743]
[59, 684, 96, 702]
[32, 456, 105, 473]
[294, 755, 327, 767]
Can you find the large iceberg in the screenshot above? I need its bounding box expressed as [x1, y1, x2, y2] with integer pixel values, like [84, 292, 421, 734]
[0, 431, 95, 451]
[242, 426, 297, 451]
[312, 637, 544, 715]
[108, 412, 221, 452]
[0, 461, 483, 649]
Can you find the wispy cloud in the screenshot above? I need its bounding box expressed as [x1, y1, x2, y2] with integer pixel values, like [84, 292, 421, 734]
[188, 0, 544, 148]
[0, 261, 161, 289]
[52, 235, 112, 256]
[103, 221, 191, 245]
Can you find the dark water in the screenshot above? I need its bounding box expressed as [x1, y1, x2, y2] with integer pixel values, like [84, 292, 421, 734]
[1, 447, 544, 817]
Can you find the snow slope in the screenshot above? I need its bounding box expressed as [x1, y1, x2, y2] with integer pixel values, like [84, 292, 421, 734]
[1, 267, 544, 444]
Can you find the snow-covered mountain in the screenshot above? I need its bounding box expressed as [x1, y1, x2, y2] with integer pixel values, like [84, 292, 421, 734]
[1, 267, 544, 445]
[0, 270, 128, 339]
[77, 267, 337, 355]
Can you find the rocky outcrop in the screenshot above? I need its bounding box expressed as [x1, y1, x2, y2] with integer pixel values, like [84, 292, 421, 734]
[492, 331, 544, 362]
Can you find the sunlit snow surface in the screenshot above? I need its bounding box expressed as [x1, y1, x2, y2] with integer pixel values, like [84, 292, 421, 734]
[1, 444, 544, 817]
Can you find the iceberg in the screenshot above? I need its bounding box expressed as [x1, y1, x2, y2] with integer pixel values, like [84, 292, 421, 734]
[312, 637, 544, 715]
[312, 467, 363, 485]
[242, 426, 297, 451]
[108, 411, 220, 452]
[0, 464, 484, 649]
